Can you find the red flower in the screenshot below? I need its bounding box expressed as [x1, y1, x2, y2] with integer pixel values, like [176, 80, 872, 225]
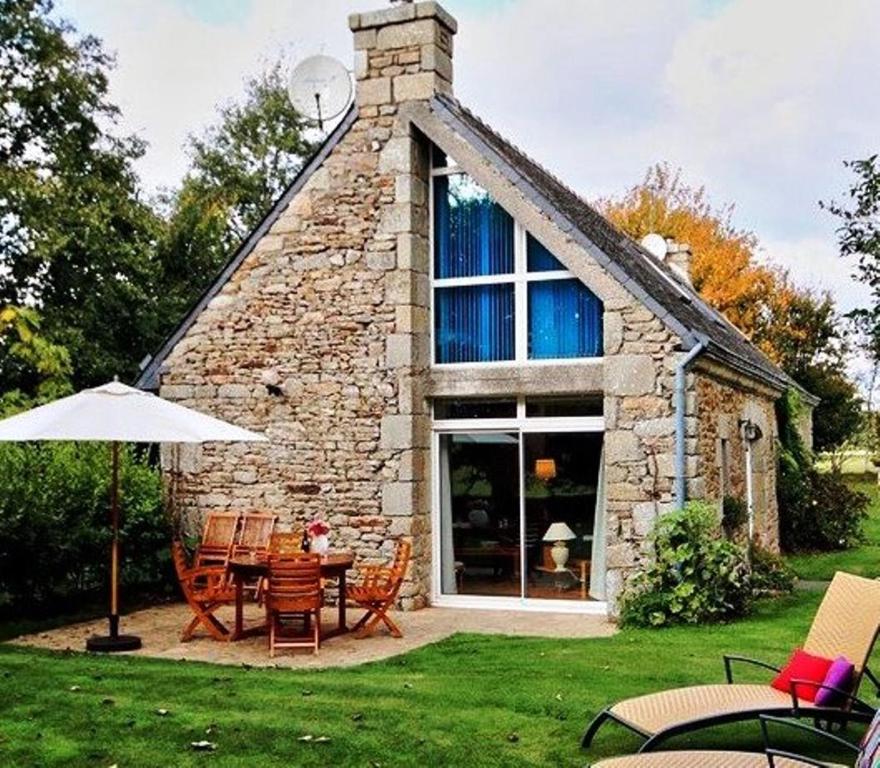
[308, 519, 330, 537]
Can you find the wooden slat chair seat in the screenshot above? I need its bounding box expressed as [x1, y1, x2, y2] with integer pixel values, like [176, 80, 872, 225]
[265, 553, 323, 656]
[349, 539, 411, 639]
[582, 572, 880, 753]
[172, 541, 236, 642]
[194, 511, 240, 571]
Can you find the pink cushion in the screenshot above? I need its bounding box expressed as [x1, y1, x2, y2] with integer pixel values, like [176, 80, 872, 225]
[814, 656, 854, 706]
[771, 649, 834, 702]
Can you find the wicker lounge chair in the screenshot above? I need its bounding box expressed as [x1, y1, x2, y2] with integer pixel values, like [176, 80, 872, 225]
[583, 572, 880, 753]
[589, 713, 872, 768]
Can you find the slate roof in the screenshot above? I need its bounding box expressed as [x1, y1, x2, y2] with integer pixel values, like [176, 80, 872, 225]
[430, 93, 797, 395]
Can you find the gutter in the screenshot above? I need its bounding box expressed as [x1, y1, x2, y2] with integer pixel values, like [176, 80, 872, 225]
[675, 339, 707, 509]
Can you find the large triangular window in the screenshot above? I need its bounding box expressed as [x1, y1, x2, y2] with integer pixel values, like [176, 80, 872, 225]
[431, 158, 603, 365]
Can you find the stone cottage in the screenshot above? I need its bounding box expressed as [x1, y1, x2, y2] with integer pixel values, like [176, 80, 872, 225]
[137, 1, 814, 614]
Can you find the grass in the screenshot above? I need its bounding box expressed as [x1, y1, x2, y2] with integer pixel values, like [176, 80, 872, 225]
[785, 477, 880, 582]
[1, 591, 875, 767]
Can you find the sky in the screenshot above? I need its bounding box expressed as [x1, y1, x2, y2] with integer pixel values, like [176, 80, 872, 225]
[55, 0, 880, 325]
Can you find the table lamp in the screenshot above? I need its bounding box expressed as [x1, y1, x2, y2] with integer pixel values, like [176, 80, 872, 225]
[543, 522, 576, 572]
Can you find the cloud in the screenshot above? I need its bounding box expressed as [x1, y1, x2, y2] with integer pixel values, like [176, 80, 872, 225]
[53, 0, 880, 313]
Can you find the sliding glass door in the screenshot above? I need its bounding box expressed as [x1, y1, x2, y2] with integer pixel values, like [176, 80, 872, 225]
[434, 397, 605, 606]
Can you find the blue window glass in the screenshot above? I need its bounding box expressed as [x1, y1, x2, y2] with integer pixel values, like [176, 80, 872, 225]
[528, 279, 603, 359]
[527, 234, 566, 272]
[434, 175, 514, 278]
[435, 284, 515, 363]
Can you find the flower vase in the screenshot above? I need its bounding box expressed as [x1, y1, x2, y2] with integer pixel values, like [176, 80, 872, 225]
[311, 534, 330, 556]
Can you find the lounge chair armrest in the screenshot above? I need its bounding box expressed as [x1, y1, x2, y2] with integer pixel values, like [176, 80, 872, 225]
[787, 678, 876, 715]
[723, 654, 781, 683]
[759, 714, 860, 762]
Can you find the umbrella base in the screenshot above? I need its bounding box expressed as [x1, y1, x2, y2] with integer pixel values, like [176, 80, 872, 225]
[86, 634, 142, 653]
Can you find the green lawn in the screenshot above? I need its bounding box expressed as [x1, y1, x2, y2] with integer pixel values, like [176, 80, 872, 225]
[1, 591, 874, 767]
[786, 478, 880, 581]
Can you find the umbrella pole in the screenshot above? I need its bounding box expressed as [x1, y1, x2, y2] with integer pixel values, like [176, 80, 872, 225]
[86, 440, 141, 653]
[110, 440, 120, 638]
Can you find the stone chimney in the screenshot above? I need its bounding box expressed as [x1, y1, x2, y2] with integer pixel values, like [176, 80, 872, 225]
[665, 240, 693, 286]
[349, 1, 456, 110]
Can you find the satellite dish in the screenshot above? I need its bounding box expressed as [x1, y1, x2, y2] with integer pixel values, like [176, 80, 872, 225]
[640, 233, 668, 259]
[288, 55, 352, 131]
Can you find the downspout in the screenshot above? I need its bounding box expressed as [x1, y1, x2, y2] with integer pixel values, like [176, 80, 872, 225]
[675, 340, 706, 509]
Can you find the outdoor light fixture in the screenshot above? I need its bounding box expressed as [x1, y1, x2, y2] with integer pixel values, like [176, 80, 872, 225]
[535, 458, 557, 481]
[543, 522, 576, 572]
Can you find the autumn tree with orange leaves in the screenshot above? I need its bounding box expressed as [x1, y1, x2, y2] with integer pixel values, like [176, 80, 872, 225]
[599, 163, 861, 451]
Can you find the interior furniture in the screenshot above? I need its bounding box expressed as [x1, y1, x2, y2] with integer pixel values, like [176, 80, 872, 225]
[348, 539, 412, 639]
[195, 511, 240, 571]
[227, 553, 354, 641]
[172, 541, 236, 642]
[264, 553, 323, 656]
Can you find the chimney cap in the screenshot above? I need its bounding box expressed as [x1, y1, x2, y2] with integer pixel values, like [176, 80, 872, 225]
[349, 1, 457, 34]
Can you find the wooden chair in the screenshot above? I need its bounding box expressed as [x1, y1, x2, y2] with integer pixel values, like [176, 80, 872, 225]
[264, 553, 323, 656]
[269, 530, 304, 555]
[257, 530, 305, 602]
[232, 512, 278, 560]
[194, 511, 239, 571]
[349, 539, 411, 639]
[172, 541, 236, 642]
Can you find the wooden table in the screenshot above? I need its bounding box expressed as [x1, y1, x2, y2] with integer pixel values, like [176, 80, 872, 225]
[227, 553, 355, 641]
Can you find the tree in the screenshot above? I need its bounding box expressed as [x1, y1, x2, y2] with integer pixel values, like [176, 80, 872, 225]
[155, 62, 315, 320]
[822, 156, 880, 406]
[0, 305, 71, 412]
[0, 0, 163, 387]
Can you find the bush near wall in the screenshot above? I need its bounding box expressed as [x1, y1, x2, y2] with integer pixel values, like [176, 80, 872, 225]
[0, 442, 171, 616]
[619, 501, 752, 627]
[777, 391, 867, 552]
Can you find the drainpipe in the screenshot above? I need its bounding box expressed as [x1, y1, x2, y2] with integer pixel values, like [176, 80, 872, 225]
[675, 341, 706, 509]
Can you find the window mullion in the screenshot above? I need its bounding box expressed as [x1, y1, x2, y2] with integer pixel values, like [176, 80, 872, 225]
[515, 222, 527, 362]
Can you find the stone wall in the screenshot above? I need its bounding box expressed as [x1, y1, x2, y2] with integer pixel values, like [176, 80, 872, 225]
[692, 370, 780, 551]
[159, 3, 458, 610]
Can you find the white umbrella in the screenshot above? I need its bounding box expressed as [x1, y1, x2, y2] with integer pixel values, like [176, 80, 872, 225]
[0, 379, 267, 652]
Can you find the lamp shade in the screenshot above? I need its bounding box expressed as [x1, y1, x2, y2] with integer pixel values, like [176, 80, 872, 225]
[534, 458, 557, 480]
[543, 522, 576, 542]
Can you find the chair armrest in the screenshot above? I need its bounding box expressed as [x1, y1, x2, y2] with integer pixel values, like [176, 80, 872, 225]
[760, 715, 860, 768]
[723, 654, 781, 683]
[787, 678, 876, 715]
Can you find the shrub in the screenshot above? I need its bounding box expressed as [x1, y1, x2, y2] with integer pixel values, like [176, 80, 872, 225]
[777, 390, 867, 552]
[750, 546, 795, 596]
[721, 495, 747, 537]
[0, 442, 171, 615]
[619, 501, 751, 628]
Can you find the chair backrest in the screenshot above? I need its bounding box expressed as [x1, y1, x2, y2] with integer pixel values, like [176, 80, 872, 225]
[377, 539, 412, 597]
[234, 513, 277, 558]
[269, 530, 304, 556]
[202, 512, 240, 547]
[266, 553, 322, 613]
[803, 571, 880, 675]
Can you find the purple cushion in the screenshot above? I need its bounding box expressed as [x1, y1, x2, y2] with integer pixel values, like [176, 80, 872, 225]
[814, 656, 854, 706]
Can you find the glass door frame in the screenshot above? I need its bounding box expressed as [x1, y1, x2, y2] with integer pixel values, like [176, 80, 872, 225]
[430, 400, 606, 614]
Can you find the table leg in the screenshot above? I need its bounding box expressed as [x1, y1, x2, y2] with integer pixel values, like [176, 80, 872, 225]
[234, 576, 244, 641]
[337, 572, 347, 633]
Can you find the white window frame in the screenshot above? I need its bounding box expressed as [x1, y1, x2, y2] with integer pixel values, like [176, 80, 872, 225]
[429, 164, 602, 368]
[430, 396, 607, 615]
